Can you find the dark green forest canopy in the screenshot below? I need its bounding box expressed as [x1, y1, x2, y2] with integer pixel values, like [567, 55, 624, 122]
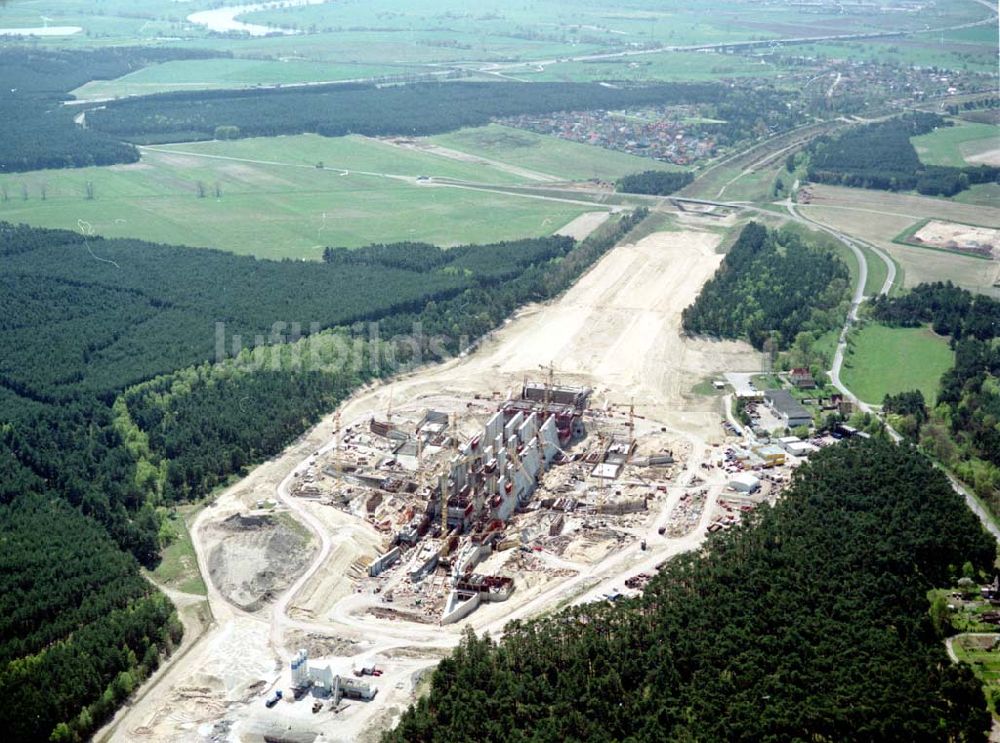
[86, 80, 797, 144]
[0, 490, 180, 743]
[0, 221, 594, 564]
[870, 281, 1000, 341]
[0, 223, 577, 402]
[616, 169, 693, 195]
[681, 221, 851, 350]
[0, 47, 225, 173]
[805, 113, 1000, 197]
[388, 438, 994, 742]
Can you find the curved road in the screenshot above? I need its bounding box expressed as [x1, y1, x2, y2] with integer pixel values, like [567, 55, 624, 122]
[667, 192, 997, 542]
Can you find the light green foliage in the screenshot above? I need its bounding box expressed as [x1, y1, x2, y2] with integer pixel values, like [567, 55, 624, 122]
[72, 58, 425, 99]
[841, 324, 954, 405]
[521, 51, 782, 83]
[150, 506, 207, 596]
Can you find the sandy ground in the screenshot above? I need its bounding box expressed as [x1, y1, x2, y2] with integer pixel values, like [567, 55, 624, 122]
[913, 219, 998, 254]
[106, 227, 760, 743]
[381, 137, 564, 183]
[964, 147, 1000, 167]
[804, 184, 1000, 228]
[554, 210, 612, 240]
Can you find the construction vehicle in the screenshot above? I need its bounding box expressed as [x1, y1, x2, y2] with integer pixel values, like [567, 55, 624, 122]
[265, 689, 283, 708]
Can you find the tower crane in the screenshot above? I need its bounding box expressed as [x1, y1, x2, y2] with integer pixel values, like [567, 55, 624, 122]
[332, 411, 342, 481]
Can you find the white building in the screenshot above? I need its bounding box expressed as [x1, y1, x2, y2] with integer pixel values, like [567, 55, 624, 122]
[729, 472, 761, 493]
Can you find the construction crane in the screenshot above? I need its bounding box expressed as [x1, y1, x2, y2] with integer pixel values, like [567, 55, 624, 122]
[441, 412, 461, 537]
[332, 411, 342, 481]
[605, 398, 637, 438]
[538, 362, 555, 406]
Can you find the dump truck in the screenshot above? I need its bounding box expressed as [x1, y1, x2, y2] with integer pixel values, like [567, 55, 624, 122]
[265, 689, 283, 708]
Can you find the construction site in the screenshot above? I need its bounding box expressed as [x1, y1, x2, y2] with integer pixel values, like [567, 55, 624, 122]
[105, 226, 776, 743]
[289, 374, 685, 627]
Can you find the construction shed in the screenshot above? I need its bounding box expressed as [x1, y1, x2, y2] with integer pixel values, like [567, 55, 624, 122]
[764, 389, 813, 429]
[729, 473, 761, 493]
[785, 441, 816, 457]
[756, 444, 786, 468]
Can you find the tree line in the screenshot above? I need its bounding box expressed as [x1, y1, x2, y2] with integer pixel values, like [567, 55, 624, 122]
[0, 222, 472, 402]
[681, 221, 851, 350]
[0, 47, 226, 101]
[805, 113, 999, 197]
[86, 81, 768, 144]
[387, 438, 994, 741]
[616, 169, 693, 195]
[0, 47, 225, 173]
[870, 282, 1000, 511]
[0, 490, 181, 743]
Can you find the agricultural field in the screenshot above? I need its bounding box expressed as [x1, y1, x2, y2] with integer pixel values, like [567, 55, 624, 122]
[0, 134, 597, 259]
[1, 0, 986, 66]
[897, 218, 998, 260]
[841, 324, 954, 406]
[799, 184, 1000, 297]
[787, 31, 1000, 75]
[513, 50, 781, 83]
[911, 120, 999, 168]
[240, 1, 771, 49]
[954, 182, 1000, 208]
[426, 124, 683, 182]
[716, 164, 783, 203]
[71, 58, 427, 100]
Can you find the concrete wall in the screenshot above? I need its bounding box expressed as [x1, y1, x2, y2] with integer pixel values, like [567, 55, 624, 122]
[453, 542, 491, 576]
[368, 546, 401, 577]
[540, 415, 561, 462]
[408, 551, 439, 582]
[441, 590, 482, 625]
[504, 411, 523, 442]
[486, 411, 505, 445]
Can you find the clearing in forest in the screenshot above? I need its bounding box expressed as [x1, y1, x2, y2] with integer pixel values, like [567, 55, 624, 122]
[841, 324, 954, 406]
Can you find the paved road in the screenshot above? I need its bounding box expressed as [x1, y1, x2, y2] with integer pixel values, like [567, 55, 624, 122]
[665, 193, 1000, 540]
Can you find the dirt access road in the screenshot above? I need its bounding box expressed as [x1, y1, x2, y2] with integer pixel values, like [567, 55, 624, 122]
[106, 226, 759, 742]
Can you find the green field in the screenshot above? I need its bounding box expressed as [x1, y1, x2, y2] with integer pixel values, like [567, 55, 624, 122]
[911, 121, 999, 168]
[515, 50, 783, 83]
[788, 34, 1000, 75]
[71, 57, 427, 100]
[862, 241, 896, 297]
[427, 124, 683, 181]
[0, 134, 598, 259]
[717, 165, 783, 203]
[952, 634, 1000, 715]
[150, 505, 206, 596]
[841, 324, 954, 405]
[954, 182, 1000, 207]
